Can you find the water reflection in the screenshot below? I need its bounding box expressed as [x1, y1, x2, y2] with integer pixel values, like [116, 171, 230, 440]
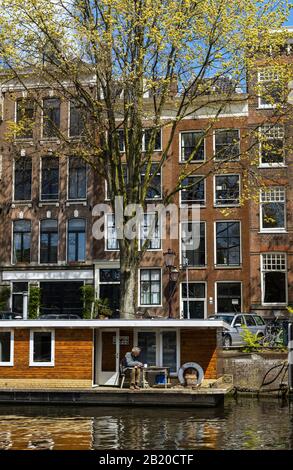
[0, 398, 292, 450]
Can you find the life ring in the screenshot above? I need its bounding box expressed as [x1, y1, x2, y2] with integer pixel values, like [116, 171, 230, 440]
[178, 362, 204, 386]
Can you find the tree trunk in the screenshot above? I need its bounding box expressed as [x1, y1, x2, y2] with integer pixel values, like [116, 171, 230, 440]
[119, 251, 139, 319]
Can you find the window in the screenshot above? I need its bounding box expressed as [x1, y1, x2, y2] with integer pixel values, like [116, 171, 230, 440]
[99, 269, 120, 318]
[69, 99, 85, 137]
[14, 158, 32, 201]
[117, 129, 125, 152]
[180, 176, 205, 205]
[162, 331, 177, 373]
[216, 221, 241, 266]
[140, 163, 162, 200]
[67, 219, 86, 262]
[181, 222, 206, 267]
[260, 187, 286, 232]
[215, 175, 240, 206]
[105, 165, 128, 200]
[40, 219, 58, 263]
[42, 97, 60, 138]
[140, 269, 161, 306]
[0, 331, 13, 366]
[137, 332, 156, 366]
[30, 330, 54, 366]
[181, 282, 206, 319]
[214, 129, 240, 160]
[105, 214, 119, 250]
[140, 213, 161, 250]
[68, 157, 87, 199]
[245, 316, 256, 327]
[180, 131, 205, 162]
[216, 282, 242, 313]
[12, 282, 28, 315]
[41, 156, 59, 200]
[261, 253, 287, 305]
[13, 220, 31, 263]
[258, 68, 283, 108]
[143, 128, 162, 151]
[16, 98, 34, 139]
[260, 125, 285, 165]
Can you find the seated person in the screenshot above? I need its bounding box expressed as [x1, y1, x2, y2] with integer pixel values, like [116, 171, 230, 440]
[124, 347, 143, 390]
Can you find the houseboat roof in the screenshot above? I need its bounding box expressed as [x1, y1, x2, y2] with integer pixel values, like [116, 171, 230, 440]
[0, 319, 227, 329]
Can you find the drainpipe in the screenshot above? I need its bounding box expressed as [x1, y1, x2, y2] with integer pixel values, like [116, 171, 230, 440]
[23, 293, 28, 320]
[288, 322, 293, 393]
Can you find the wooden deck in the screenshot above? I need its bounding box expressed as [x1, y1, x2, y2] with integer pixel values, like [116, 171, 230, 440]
[0, 382, 233, 408]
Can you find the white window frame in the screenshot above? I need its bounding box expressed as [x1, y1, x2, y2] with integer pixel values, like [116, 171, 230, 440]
[40, 156, 60, 202]
[38, 218, 59, 265]
[139, 213, 162, 251]
[105, 214, 119, 252]
[259, 187, 286, 233]
[66, 217, 87, 263]
[179, 175, 206, 207]
[213, 129, 240, 161]
[214, 220, 242, 267]
[179, 221, 207, 268]
[215, 281, 243, 314]
[257, 68, 280, 109]
[11, 219, 32, 265]
[179, 130, 206, 162]
[259, 124, 285, 167]
[41, 97, 61, 140]
[133, 328, 180, 377]
[261, 253, 288, 306]
[180, 281, 207, 319]
[0, 329, 14, 366]
[214, 174, 240, 207]
[138, 268, 162, 307]
[142, 128, 162, 152]
[29, 329, 55, 367]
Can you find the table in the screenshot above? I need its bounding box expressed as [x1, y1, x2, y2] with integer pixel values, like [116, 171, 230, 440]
[142, 366, 170, 389]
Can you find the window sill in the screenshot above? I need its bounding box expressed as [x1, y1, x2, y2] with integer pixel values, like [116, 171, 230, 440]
[179, 160, 205, 164]
[214, 265, 242, 269]
[66, 200, 87, 206]
[0, 363, 14, 367]
[39, 201, 59, 206]
[14, 138, 33, 143]
[184, 266, 207, 270]
[258, 164, 286, 169]
[29, 363, 55, 367]
[139, 305, 163, 308]
[12, 201, 32, 206]
[40, 138, 60, 143]
[258, 230, 287, 234]
[214, 204, 241, 208]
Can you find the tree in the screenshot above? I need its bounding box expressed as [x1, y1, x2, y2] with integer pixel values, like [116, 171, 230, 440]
[0, 0, 291, 318]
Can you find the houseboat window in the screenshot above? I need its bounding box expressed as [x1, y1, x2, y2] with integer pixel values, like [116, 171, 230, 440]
[42, 97, 60, 138]
[215, 175, 240, 206]
[41, 156, 59, 200]
[140, 213, 161, 250]
[13, 220, 31, 264]
[67, 218, 86, 262]
[68, 157, 87, 199]
[16, 98, 35, 139]
[106, 214, 119, 250]
[14, 157, 32, 201]
[137, 332, 156, 366]
[214, 129, 240, 161]
[140, 269, 161, 306]
[216, 221, 240, 266]
[181, 282, 206, 319]
[69, 99, 85, 137]
[181, 222, 206, 267]
[180, 176, 205, 205]
[216, 282, 242, 313]
[162, 331, 177, 373]
[40, 219, 58, 263]
[31, 331, 54, 365]
[261, 253, 287, 305]
[0, 332, 12, 365]
[180, 131, 205, 162]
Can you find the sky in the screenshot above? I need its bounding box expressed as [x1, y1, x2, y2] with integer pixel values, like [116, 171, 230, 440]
[284, 9, 293, 26]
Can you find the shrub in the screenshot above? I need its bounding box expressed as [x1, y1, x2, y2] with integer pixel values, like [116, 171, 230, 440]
[28, 285, 41, 319]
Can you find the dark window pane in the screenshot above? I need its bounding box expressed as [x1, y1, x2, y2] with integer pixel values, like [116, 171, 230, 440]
[33, 332, 52, 362]
[264, 272, 286, 303]
[137, 332, 156, 366]
[261, 138, 284, 164]
[16, 99, 35, 139]
[41, 156, 59, 200]
[40, 219, 58, 263]
[181, 176, 205, 205]
[68, 157, 86, 199]
[216, 221, 240, 266]
[14, 158, 32, 201]
[13, 220, 31, 263]
[217, 282, 241, 313]
[215, 129, 240, 160]
[43, 98, 60, 138]
[69, 100, 85, 137]
[181, 131, 205, 161]
[144, 128, 161, 151]
[140, 163, 162, 199]
[215, 175, 240, 205]
[140, 269, 161, 305]
[67, 218, 86, 261]
[0, 332, 11, 362]
[181, 222, 205, 267]
[100, 269, 120, 283]
[162, 331, 177, 373]
[262, 202, 285, 229]
[245, 316, 256, 326]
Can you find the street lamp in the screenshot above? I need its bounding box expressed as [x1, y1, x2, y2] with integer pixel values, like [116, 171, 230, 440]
[163, 249, 179, 318]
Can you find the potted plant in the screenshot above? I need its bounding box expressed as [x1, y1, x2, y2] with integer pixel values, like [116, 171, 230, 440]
[94, 298, 113, 319]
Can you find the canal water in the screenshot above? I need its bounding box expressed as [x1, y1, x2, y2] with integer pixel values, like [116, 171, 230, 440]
[0, 398, 292, 450]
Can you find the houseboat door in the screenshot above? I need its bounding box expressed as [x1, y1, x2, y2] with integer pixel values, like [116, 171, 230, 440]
[98, 329, 120, 386]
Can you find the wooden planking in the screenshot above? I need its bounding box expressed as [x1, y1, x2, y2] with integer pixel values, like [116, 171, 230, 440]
[0, 329, 93, 380]
[180, 328, 218, 379]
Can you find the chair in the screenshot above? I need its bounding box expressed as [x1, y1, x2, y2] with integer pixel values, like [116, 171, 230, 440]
[119, 359, 132, 389]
